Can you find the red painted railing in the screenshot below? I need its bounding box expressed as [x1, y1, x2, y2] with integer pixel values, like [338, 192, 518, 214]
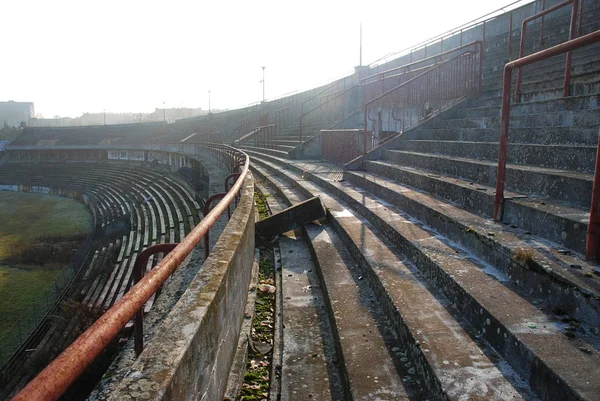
[363, 42, 483, 154]
[11, 144, 250, 401]
[299, 84, 357, 143]
[514, 0, 581, 100]
[253, 124, 277, 149]
[492, 30, 600, 258]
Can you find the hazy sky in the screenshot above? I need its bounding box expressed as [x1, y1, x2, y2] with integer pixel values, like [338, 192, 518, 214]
[2, 0, 522, 118]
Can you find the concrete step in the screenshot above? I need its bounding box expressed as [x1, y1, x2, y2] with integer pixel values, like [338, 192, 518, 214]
[256, 183, 345, 400]
[364, 157, 589, 253]
[481, 72, 600, 103]
[407, 126, 600, 145]
[247, 150, 600, 401]
[243, 150, 600, 326]
[482, 53, 600, 84]
[256, 169, 417, 400]
[457, 95, 600, 119]
[238, 145, 290, 159]
[431, 108, 600, 130]
[394, 140, 596, 172]
[250, 157, 533, 401]
[482, 43, 600, 80]
[379, 149, 593, 208]
[275, 145, 294, 152]
[275, 139, 301, 146]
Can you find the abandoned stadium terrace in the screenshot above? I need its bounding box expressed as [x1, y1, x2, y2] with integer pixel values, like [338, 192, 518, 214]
[2, 1, 600, 400]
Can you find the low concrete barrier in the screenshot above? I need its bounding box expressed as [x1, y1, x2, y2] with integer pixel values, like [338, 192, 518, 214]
[106, 170, 255, 401]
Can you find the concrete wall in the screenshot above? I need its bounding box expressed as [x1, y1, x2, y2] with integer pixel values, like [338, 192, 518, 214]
[3, 143, 257, 400]
[107, 172, 255, 401]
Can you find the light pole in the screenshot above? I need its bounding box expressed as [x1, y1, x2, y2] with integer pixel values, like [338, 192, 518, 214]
[261, 66, 266, 102]
[208, 90, 211, 114]
[103, 109, 106, 125]
[163, 101, 166, 122]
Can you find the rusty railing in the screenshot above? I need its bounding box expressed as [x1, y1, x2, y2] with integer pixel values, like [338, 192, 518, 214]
[363, 42, 483, 154]
[252, 124, 277, 149]
[299, 84, 357, 143]
[492, 30, 600, 259]
[514, 0, 581, 100]
[11, 143, 250, 401]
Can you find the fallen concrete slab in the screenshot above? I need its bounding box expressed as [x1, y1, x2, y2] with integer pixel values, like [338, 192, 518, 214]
[255, 196, 326, 238]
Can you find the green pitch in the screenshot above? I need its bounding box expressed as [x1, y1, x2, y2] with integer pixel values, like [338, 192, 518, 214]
[0, 191, 93, 351]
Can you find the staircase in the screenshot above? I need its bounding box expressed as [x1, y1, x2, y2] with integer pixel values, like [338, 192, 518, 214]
[235, 2, 600, 400]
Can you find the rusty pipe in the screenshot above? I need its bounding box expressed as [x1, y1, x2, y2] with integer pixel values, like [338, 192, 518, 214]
[12, 147, 250, 401]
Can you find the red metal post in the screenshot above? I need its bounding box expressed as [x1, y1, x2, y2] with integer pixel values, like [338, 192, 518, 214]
[12, 147, 250, 401]
[563, 0, 579, 97]
[515, 0, 575, 101]
[482, 20, 486, 52]
[494, 30, 600, 221]
[586, 128, 600, 260]
[363, 109, 368, 155]
[540, 0, 546, 46]
[478, 42, 483, 92]
[133, 243, 178, 356]
[578, 0, 584, 36]
[494, 65, 513, 221]
[508, 11, 513, 58]
[203, 192, 227, 260]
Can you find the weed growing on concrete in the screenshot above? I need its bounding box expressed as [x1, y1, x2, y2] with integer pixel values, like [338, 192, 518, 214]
[513, 248, 535, 266]
[239, 189, 276, 400]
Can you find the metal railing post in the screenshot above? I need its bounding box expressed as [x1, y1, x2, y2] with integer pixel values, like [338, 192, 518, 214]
[586, 129, 600, 260]
[133, 243, 178, 356]
[508, 11, 513, 58]
[203, 193, 227, 260]
[563, 0, 579, 97]
[494, 65, 513, 221]
[540, 0, 546, 46]
[494, 29, 600, 221]
[584, 128, 600, 261]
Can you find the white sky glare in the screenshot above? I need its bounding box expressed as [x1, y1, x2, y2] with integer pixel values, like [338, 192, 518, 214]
[2, 0, 516, 118]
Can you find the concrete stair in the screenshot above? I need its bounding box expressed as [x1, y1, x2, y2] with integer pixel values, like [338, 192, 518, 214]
[244, 148, 600, 401]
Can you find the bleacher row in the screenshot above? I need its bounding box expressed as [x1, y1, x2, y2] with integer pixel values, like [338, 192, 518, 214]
[0, 160, 202, 398]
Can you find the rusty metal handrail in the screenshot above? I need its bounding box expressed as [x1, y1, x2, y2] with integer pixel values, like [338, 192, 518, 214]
[132, 243, 178, 356]
[299, 84, 357, 143]
[493, 30, 600, 230]
[514, 0, 580, 100]
[363, 43, 483, 154]
[362, 41, 484, 84]
[368, 0, 528, 67]
[12, 144, 250, 401]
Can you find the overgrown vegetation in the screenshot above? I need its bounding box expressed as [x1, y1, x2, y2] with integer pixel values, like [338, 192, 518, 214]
[239, 190, 276, 401]
[0, 192, 92, 343]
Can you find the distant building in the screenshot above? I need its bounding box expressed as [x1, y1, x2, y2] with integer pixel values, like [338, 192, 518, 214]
[0, 101, 34, 127]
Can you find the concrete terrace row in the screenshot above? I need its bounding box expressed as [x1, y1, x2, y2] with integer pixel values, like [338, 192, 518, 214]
[245, 147, 600, 401]
[230, 3, 600, 400]
[0, 161, 201, 399]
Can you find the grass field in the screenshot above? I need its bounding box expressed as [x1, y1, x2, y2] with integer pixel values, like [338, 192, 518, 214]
[0, 191, 93, 348]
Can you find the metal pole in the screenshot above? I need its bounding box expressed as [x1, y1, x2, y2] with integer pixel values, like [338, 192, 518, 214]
[563, 0, 579, 97]
[540, 0, 546, 46]
[586, 128, 600, 260]
[262, 66, 266, 102]
[163, 101, 166, 122]
[360, 22, 363, 66]
[493, 65, 513, 221]
[578, 0, 584, 36]
[508, 11, 513, 58]
[103, 109, 106, 125]
[209, 90, 211, 114]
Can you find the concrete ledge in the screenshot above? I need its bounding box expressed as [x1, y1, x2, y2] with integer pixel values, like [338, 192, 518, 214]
[107, 172, 255, 401]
